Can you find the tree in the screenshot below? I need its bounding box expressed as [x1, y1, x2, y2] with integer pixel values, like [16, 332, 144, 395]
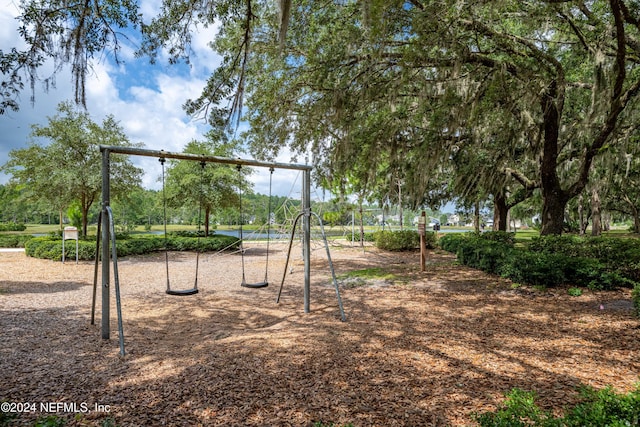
[164, 131, 243, 236]
[604, 134, 640, 233]
[8, 0, 640, 236]
[1, 101, 143, 236]
[0, 0, 143, 113]
[205, 0, 640, 235]
[0, 183, 27, 223]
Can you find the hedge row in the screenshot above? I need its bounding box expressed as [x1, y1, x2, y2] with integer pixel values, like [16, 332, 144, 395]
[0, 222, 27, 232]
[439, 232, 639, 290]
[0, 234, 34, 248]
[528, 235, 640, 281]
[25, 234, 240, 261]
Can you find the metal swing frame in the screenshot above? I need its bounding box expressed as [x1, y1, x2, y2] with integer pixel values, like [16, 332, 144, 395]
[96, 145, 346, 354]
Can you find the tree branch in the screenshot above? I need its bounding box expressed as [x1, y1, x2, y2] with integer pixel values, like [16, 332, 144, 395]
[504, 167, 538, 190]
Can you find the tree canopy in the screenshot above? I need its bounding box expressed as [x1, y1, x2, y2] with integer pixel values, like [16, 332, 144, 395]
[4, 0, 640, 234]
[218, 0, 640, 234]
[163, 130, 244, 236]
[1, 101, 143, 236]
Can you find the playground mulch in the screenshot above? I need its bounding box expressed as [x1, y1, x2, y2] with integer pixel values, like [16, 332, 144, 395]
[1, 242, 639, 426]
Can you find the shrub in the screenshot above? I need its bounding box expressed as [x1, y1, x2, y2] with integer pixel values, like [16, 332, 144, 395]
[422, 231, 437, 249]
[457, 238, 513, 276]
[498, 251, 567, 288]
[0, 222, 27, 232]
[25, 234, 240, 261]
[528, 235, 584, 257]
[568, 287, 583, 297]
[373, 230, 422, 251]
[25, 237, 97, 261]
[0, 234, 33, 248]
[480, 231, 516, 245]
[633, 284, 640, 317]
[563, 385, 640, 426]
[475, 385, 640, 427]
[438, 233, 469, 253]
[528, 235, 640, 288]
[474, 388, 558, 427]
[362, 232, 377, 242]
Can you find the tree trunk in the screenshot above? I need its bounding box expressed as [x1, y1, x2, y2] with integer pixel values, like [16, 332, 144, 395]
[622, 195, 640, 233]
[474, 200, 480, 232]
[578, 194, 585, 235]
[493, 193, 508, 231]
[358, 202, 365, 247]
[539, 87, 569, 235]
[81, 205, 89, 238]
[602, 212, 611, 231]
[540, 189, 568, 235]
[398, 181, 403, 230]
[591, 187, 602, 236]
[204, 207, 211, 237]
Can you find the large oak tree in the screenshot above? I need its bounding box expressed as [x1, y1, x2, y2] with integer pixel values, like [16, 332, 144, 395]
[5, 0, 640, 234]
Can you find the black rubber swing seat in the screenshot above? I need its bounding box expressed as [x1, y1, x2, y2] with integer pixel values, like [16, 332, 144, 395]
[166, 288, 199, 296]
[241, 281, 269, 289]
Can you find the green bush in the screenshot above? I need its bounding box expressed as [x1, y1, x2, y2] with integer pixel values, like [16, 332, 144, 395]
[25, 237, 96, 261]
[25, 234, 240, 261]
[564, 385, 640, 426]
[475, 385, 640, 427]
[499, 251, 566, 288]
[438, 233, 470, 253]
[457, 238, 513, 276]
[0, 234, 33, 248]
[439, 233, 640, 292]
[528, 235, 584, 257]
[373, 230, 423, 251]
[480, 231, 516, 245]
[528, 235, 640, 287]
[567, 287, 583, 297]
[633, 284, 640, 317]
[423, 231, 437, 249]
[0, 222, 27, 232]
[362, 232, 377, 242]
[474, 388, 558, 427]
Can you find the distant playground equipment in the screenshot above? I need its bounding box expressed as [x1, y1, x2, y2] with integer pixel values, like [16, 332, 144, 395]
[93, 145, 346, 356]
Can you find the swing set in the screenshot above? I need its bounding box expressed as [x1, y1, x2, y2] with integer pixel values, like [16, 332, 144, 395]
[93, 145, 346, 356]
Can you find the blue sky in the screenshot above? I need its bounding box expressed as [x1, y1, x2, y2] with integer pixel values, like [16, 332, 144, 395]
[0, 1, 305, 198]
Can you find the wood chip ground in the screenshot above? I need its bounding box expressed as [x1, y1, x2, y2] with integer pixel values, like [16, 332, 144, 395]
[1, 241, 638, 426]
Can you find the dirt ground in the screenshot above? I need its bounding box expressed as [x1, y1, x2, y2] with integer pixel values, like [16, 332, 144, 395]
[1, 241, 639, 426]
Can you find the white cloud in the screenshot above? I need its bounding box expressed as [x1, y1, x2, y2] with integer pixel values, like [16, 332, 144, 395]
[81, 61, 210, 188]
[0, 2, 302, 197]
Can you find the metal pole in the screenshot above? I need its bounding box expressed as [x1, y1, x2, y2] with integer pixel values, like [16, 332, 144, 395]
[101, 149, 111, 339]
[99, 145, 312, 172]
[106, 207, 125, 356]
[303, 168, 311, 313]
[311, 212, 346, 321]
[91, 211, 102, 325]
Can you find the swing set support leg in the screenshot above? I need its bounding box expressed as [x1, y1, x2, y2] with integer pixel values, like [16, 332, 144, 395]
[276, 211, 347, 322]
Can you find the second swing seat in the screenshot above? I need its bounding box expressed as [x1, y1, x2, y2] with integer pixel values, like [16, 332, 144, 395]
[241, 281, 269, 289]
[166, 288, 199, 296]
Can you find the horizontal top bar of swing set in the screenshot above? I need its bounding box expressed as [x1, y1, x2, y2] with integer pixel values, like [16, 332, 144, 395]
[99, 145, 313, 171]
